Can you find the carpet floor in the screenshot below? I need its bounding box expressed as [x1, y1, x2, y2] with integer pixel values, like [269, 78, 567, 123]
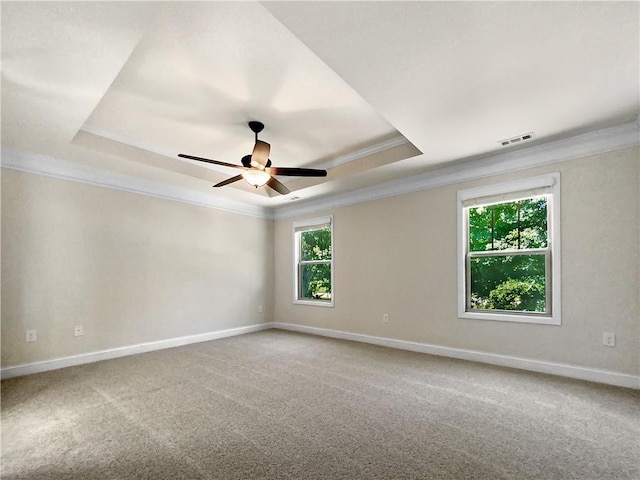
[2, 329, 639, 479]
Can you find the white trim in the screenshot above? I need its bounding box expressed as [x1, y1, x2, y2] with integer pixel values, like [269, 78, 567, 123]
[312, 135, 410, 170]
[0, 148, 271, 219]
[293, 216, 332, 229]
[456, 173, 561, 325]
[292, 298, 335, 308]
[458, 311, 559, 325]
[457, 173, 557, 203]
[272, 323, 640, 389]
[4, 322, 638, 389]
[273, 121, 639, 220]
[0, 323, 273, 380]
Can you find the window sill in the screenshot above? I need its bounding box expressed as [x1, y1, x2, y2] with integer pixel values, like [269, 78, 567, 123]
[294, 299, 334, 308]
[459, 311, 560, 325]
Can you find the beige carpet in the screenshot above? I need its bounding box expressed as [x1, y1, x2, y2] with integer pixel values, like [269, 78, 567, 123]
[2, 329, 639, 479]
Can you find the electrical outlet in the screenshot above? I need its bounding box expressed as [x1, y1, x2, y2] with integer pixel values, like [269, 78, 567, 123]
[602, 332, 615, 347]
[74, 325, 84, 337]
[258, 305, 264, 313]
[383, 313, 389, 323]
[26, 330, 37, 343]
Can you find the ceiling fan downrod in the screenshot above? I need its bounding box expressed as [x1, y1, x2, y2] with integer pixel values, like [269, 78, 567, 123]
[248, 121, 264, 142]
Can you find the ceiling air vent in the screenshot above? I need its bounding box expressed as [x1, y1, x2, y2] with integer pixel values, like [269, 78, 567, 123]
[499, 132, 534, 147]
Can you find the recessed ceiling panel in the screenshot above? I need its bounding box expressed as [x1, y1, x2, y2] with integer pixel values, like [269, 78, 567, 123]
[82, 2, 413, 183]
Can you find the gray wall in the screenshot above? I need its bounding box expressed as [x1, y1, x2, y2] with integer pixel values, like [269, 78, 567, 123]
[1, 169, 274, 367]
[273, 147, 640, 375]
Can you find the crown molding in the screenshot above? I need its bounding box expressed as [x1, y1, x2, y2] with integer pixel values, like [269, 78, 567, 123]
[3, 121, 638, 222]
[313, 135, 410, 170]
[1, 147, 272, 219]
[273, 120, 640, 220]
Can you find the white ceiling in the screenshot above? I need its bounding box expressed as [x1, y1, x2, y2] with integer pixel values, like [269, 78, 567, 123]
[2, 1, 639, 210]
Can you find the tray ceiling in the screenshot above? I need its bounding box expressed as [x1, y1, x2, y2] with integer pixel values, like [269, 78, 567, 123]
[2, 1, 638, 209]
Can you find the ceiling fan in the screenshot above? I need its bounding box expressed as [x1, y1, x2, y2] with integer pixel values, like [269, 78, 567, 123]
[178, 121, 327, 195]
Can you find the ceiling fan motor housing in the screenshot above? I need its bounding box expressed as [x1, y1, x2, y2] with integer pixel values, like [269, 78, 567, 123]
[241, 155, 271, 168]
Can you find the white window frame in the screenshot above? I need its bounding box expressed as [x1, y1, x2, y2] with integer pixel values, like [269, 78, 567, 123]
[293, 216, 334, 307]
[457, 173, 561, 325]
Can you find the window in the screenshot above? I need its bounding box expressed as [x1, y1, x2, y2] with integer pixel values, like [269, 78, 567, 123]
[294, 216, 334, 306]
[457, 173, 561, 325]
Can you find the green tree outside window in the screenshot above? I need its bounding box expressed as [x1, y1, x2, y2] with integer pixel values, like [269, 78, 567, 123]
[298, 227, 332, 301]
[468, 197, 548, 313]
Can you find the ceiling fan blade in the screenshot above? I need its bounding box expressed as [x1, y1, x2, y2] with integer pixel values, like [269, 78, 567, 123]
[266, 176, 291, 195]
[251, 140, 271, 167]
[267, 167, 327, 177]
[213, 175, 244, 188]
[178, 154, 243, 169]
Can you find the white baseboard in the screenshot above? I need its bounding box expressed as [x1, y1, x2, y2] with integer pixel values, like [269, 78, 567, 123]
[4, 321, 638, 389]
[0, 323, 274, 380]
[273, 322, 640, 390]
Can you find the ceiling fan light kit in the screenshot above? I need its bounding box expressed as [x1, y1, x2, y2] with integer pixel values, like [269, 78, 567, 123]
[178, 121, 327, 196]
[242, 169, 271, 187]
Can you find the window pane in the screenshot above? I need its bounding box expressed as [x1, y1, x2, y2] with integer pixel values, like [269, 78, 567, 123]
[299, 263, 332, 301]
[518, 198, 548, 249]
[491, 202, 519, 249]
[469, 254, 546, 312]
[301, 228, 332, 261]
[469, 205, 494, 252]
[469, 197, 547, 252]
